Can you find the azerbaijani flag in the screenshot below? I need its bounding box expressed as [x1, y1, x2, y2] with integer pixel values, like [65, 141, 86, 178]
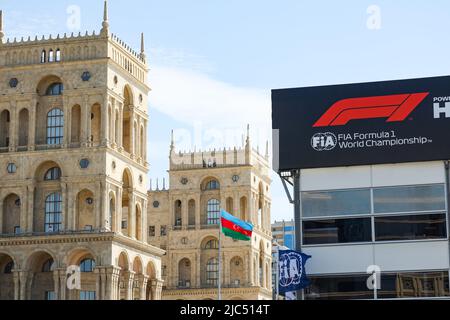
[221, 210, 253, 241]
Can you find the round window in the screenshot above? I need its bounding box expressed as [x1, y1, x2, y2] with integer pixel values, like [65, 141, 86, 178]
[80, 159, 90, 169]
[7, 163, 16, 174]
[153, 201, 160, 208]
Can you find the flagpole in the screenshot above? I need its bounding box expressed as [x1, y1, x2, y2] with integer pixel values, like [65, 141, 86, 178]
[218, 214, 222, 301]
[275, 246, 280, 300]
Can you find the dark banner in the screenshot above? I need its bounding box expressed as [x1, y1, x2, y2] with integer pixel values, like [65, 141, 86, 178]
[272, 76, 450, 171]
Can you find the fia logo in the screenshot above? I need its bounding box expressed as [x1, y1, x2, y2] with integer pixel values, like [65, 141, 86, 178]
[311, 132, 337, 151]
[279, 252, 303, 288]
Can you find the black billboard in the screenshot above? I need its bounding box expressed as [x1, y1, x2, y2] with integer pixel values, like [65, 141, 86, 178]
[272, 75, 450, 171]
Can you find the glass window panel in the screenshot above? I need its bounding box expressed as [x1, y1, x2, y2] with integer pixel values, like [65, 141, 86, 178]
[302, 189, 371, 218]
[373, 185, 445, 213]
[45, 192, 62, 233]
[46, 108, 64, 145]
[207, 199, 220, 225]
[303, 218, 372, 245]
[375, 213, 446, 241]
[305, 275, 373, 300]
[378, 271, 449, 299]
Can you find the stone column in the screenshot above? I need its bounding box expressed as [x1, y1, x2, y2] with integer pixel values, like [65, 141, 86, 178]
[134, 116, 142, 159]
[66, 187, 75, 231]
[99, 268, 106, 300]
[140, 275, 149, 300]
[196, 250, 201, 287]
[28, 96, 37, 150]
[58, 269, 67, 300]
[53, 270, 60, 300]
[19, 271, 29, 300]
[129, 193, 136, 239]
[63, 95, 70, 148]
[26, 183, 34, 233]
[101, 95, 109, 146]
[142, 200, 148, 243]
[117, 188, 123, 234]
[142, 121, 147, 161]
[60, 181, 68, 231]
[9, 99, 16, 151]
[130, 106, 135, 157]
[118, 103, 123, 150]
[125, 270, 135, 300]
[249, 252, 255, 286]
[105, 266, 121, 300]
[0, 200, 3, 232]
[94, 267, 101, 300]
[243, 254, 249, 286]
[182, 197, 187, 229]
[233, 191, 239, 219]
[81, 96, 89, 146]
[150, 279, 163, 300]
[101, 183, 109, 230]
[195, 195, 201, 230]
[95, 181, 102, 229]
[13, 270, 20, 300]
[111, 100, 116, 147]
[223, 253, 229, 286]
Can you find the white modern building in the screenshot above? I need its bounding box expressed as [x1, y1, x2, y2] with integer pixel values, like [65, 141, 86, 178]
[300, 160, 449, 299]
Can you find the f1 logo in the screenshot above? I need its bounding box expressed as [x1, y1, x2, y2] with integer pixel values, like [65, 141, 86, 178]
[313, 92, 429, 127]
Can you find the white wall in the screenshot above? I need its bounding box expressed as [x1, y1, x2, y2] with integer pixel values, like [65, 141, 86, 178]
[301, 161, 445, 191]
[300, 160, 449, 275]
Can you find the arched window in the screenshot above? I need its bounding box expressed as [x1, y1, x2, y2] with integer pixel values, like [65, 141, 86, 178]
[206, 258, 219, 286]
[205, 180, 220, 191]
[46, 83, 64, 96]
[45, 193, 62, 233]
[48, 49, 54, 62]
[46, 108, 64, 145]
[207, 199, 220, 225]
[4, 261, 14, 274]
[41, 50, 46, 63]
[42, 258, 54, 272]
[80, 258, 96, 272]
[55, 49, 61, 62]
[44, 167, 61, 181]
[203, 239, 219, 249]
[174, 200, 182, 226]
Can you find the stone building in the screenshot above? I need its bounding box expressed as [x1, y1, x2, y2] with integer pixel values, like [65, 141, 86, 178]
[0, 2, 164, 300]
[148, 129, 273, 300]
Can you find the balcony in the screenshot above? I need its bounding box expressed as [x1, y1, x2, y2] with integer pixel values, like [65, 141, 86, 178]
[201, 224, 219, 230]
[0, 228, 111, 239]
[177, 280, 191, 289]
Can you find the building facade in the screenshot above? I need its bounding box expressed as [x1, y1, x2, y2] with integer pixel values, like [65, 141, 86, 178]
[272, 220, 294, 249]
[147, 131, 273, 300]
[300, 161, 450, 299]
[0, 2, 164, 300]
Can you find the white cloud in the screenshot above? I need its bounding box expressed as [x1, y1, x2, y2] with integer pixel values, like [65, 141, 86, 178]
[149, 65, 271, 144]
[5, 10, 59, 40]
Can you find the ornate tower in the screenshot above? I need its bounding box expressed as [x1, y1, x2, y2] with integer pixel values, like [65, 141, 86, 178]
[148, 128, 273, 300]
[0, 2, 163, 300]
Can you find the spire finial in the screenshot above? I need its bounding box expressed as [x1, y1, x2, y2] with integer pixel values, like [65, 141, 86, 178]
[245, 124, 251, 146]
[265, 140, 269, 159]
[101, 0, 109, 36]
[0, 10, 5, 44]
[140, 32, 146, 60]
[170, 130, 175, 150]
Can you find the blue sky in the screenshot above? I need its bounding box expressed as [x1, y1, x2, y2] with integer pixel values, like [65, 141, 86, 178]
[3, 0, 450, 222]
